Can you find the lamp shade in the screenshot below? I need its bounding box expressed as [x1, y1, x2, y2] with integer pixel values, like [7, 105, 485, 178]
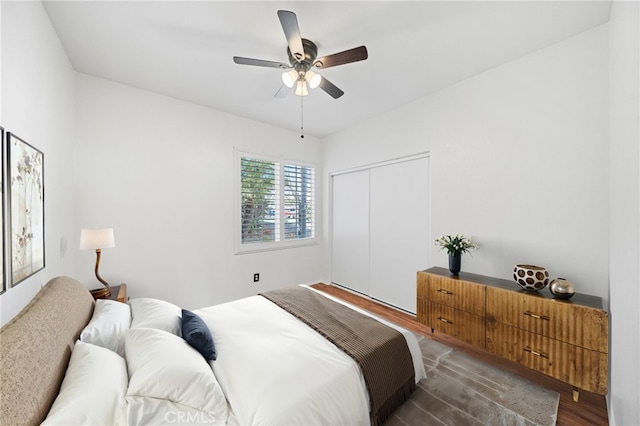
[80, 228, 115, 250]
[295, 80, 309, 96]
[281, 69, 298, 88]
[305, 71, 321, 89]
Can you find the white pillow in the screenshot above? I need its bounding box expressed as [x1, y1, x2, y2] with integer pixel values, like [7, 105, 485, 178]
[129, 298, 182, 336]
[80, 299, 131, 356]
[125, 328, 228, 425]
[42, 341, 128, 425]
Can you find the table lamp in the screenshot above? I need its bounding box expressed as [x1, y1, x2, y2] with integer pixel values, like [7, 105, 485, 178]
[80, 228, 115, 299]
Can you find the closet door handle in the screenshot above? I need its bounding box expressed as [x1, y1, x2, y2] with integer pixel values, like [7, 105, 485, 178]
[437, 317, 453, 325]
[437, 289, 453, 295]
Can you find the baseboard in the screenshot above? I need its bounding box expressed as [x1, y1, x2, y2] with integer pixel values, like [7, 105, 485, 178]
[328, 282, 417, 316]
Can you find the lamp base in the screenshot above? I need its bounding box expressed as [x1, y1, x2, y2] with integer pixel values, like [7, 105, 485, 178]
[90, 286, 111, 300]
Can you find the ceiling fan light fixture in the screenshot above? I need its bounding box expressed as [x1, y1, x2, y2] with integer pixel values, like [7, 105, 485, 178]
[234, 10, 368, 101]
[295, 80, 309, 96]
[305, 71, 322, 89]
[282, 69, 298, 88]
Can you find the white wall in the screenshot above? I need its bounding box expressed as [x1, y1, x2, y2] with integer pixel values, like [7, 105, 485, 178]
[322, 24, 610, 303]
[0, 1, 76, 325]
[74, 74, 324, 309]
[608, 1, 640, 424]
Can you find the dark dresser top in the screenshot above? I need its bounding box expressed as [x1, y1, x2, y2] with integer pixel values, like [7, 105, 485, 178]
[423, 266, 605, 310]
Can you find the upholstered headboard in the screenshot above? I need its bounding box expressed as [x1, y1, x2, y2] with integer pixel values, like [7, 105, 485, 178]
[0, 276, 94, 426]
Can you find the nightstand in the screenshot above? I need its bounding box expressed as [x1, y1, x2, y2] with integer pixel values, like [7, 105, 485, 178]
[108, 284, 128, 303]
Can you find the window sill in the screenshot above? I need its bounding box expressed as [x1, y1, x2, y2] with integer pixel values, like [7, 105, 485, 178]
[235, 238, 318, 255]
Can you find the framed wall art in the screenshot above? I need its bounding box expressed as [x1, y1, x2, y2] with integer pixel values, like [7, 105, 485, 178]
[8, 132, 45, 286]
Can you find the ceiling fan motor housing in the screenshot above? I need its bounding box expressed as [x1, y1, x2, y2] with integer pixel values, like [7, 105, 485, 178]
[288, 38, 318, 72]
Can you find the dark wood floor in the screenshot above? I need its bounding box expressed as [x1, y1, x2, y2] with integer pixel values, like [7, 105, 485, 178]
[310, 283, 609, 426]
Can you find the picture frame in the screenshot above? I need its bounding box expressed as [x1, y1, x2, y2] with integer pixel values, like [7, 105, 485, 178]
[8, 133, 45, 286]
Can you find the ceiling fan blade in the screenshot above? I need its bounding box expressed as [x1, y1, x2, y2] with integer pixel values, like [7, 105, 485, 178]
[318, 77, 344, 99]
[274, 84, 290, 98]
[314, 46, 368, 69]
[277, 10, 305, 62]
[233, 56, 290, 69]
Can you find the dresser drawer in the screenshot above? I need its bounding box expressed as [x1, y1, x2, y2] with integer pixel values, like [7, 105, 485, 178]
[486, 321, 608, 395]
[424, 273, 485, 316]
[485, 286, 608, 353]
[427, 302, 485, 348]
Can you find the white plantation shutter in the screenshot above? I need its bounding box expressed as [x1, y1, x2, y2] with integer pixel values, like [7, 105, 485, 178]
[240, 157, 279, 244]
[238, 152, 315, 252]
[283, 163, 315, 241]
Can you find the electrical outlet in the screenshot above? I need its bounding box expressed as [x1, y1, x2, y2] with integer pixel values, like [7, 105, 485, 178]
[253, 273, 260, 283]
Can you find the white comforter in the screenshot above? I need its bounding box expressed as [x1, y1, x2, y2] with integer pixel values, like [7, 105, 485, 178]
[195, 286, 426, 426]
[45, 286, 425, 426]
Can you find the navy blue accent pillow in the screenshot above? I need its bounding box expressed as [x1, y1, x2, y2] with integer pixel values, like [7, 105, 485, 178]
[181, 309, 217, 361]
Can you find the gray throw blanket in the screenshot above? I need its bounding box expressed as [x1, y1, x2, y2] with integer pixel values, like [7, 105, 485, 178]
[261, 286, 415, 426]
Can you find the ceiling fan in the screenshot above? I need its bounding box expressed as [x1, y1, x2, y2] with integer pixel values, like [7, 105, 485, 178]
[233, 10, 368, 99]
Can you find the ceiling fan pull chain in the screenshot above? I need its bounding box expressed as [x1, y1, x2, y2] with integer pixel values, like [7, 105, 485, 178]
[300, 94, 304, 139]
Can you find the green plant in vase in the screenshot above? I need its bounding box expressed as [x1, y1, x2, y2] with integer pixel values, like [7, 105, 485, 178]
[434, 234, 478, 275]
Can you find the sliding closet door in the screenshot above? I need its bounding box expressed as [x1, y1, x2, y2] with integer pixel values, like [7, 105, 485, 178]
[330, 170, 370, 295]
[369, 157, 429, 313]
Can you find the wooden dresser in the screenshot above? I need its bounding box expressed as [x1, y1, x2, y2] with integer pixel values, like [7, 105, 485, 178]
[417, 267, 608, 400]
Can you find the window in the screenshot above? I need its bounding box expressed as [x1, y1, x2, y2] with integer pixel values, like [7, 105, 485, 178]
[236, 151, 315, 252]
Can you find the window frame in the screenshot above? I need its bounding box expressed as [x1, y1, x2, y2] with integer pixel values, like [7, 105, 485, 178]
[234, 149, 317, 254]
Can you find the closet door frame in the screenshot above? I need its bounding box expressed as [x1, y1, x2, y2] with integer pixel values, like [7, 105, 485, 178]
[329, 152, 431, 312]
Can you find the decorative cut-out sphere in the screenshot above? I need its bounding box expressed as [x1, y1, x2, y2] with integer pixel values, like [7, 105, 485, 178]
[513, 264, 549, 292]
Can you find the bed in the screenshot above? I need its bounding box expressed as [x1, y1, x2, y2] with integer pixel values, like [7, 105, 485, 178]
[0, 276, 426, 426]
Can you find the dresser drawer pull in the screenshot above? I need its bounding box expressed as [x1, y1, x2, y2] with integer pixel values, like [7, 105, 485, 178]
[523, 311, 550, 321]
[524, 347, 549, 359]
[437, 316, 453, 324]
[437, 289, 453, 295]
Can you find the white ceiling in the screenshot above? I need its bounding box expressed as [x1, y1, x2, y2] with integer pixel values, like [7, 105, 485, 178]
[42, 1, 611, 138]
